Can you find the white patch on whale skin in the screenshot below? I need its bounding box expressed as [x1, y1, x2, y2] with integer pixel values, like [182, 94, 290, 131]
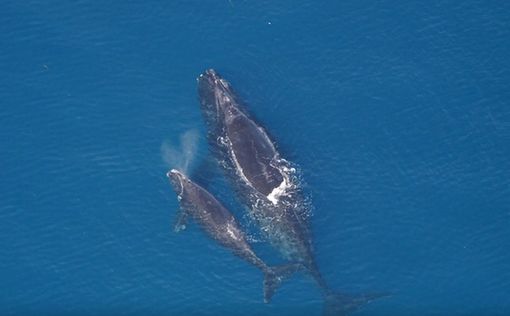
[168, 170, 185, 199]
[222, 94, 231, 103]
[219, 79, 230, 88]
[225, 221, 241, 241]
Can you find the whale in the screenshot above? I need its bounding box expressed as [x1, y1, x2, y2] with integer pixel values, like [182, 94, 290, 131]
[197, 69, 385, 315]
[167, 169, 301, 303]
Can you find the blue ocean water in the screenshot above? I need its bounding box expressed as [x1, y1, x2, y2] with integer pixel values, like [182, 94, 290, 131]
[1, 1, 510, 315]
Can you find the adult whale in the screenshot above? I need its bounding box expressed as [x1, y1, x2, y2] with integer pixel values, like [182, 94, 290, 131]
[167, 169, 301, 303]
[197, 69, 385, 315]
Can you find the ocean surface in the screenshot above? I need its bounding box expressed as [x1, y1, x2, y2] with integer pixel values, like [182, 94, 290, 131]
[1, 1, 509, 315]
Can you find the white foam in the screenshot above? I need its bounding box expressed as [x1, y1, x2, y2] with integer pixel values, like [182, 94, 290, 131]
[267, 177, 291, 205]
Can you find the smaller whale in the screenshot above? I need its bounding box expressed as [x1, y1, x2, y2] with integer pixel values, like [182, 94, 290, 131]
[167, 169, 301, 303]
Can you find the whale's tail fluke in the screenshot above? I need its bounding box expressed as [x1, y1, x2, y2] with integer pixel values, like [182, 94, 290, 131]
[323, 292, 390, 316]
[263, 263, 303, 303]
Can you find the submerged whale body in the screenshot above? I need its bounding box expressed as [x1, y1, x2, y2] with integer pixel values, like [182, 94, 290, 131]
[167, 169, 300, 303]
[197, 69, 386, 315]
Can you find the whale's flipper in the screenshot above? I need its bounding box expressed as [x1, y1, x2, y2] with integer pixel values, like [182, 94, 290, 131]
[323, 292, 389, 316]
[173, 207, 189, 232]
[263, 263, 303, 303]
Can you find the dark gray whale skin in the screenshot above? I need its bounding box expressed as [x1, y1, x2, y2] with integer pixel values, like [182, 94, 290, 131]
[197, 70, 284, 197]
[197, 70, 386, 315]
[167, 169, 300, 303]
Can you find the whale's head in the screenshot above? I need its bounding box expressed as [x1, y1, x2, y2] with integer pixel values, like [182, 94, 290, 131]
[167, 169, 188, 196]
[197, 69, 239, 129]
[197, 69, 221, 104]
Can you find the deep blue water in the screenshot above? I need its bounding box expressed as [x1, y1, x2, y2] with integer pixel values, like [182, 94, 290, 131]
[1, 1, 510, 315]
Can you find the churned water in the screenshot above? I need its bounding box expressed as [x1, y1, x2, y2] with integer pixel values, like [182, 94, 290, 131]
[1, 1, 509, 315]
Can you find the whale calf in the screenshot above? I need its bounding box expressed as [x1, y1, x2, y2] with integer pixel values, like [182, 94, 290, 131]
[197, 69, 385, 314]
[167, 169, 301, 303]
